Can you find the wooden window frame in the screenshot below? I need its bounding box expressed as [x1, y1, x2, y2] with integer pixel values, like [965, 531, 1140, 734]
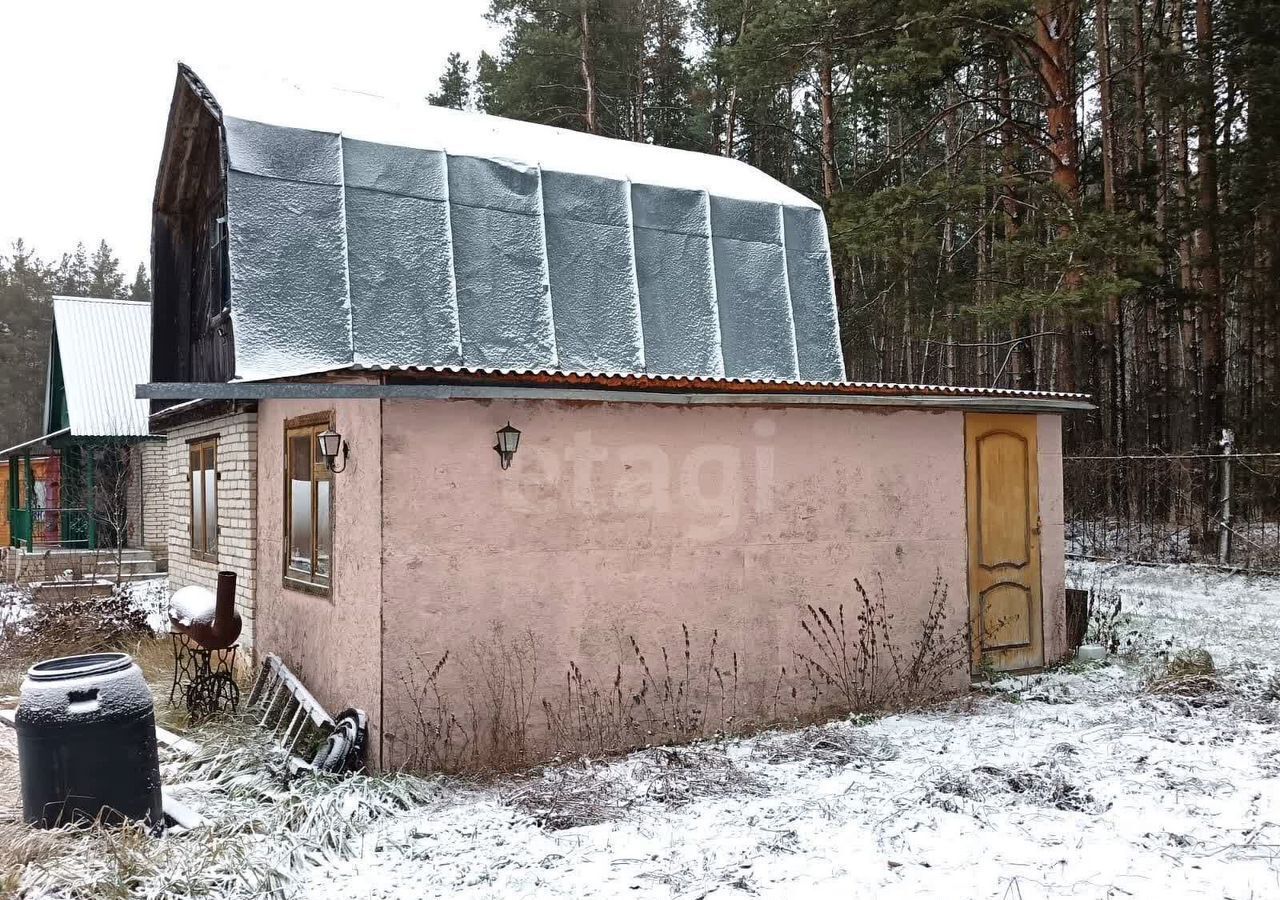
[283, 412, 334, 597]
[188, 436, 218, 562]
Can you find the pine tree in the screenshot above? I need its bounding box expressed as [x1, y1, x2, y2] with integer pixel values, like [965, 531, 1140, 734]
[477, 0, 699, 143]
[87, 240, 127, 299]
[456, 0, 1280, 453]
[640, 0, 701, 148]
[428, 52, 474, 109]
[55, 242, 90, 297]
[0, 241, 55, 448]
[129, 263, 152, 302]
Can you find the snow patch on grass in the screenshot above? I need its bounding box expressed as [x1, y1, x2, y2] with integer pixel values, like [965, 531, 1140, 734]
[119, 577, 171, 635]
[0, 585, 30, 631]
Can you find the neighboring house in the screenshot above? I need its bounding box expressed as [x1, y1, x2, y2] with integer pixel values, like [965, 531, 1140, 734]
[1, 296, 167, 582]
[144, 64, 1091, 770]
[0, 455, 57, 547]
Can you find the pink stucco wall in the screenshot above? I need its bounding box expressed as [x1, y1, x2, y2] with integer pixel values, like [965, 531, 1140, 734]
[246, 395, 1068, 771]
[254, 398, 384, 766]
[378, 400, 979, 768]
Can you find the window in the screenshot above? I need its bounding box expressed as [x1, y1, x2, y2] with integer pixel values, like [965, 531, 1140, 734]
[189, 438, 218, 560]
[284, 414, 333, 594]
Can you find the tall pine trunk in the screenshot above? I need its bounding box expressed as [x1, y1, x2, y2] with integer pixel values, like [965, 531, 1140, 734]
[819, 46, 839, 200]
[1032, 0, 1083, 393]
[578, 0, 600, 134]
[1193, 0, 1223, 437]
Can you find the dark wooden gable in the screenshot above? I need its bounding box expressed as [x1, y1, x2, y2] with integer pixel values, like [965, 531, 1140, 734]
[152, 67, 234, 386]
[46, 332, 68, 434]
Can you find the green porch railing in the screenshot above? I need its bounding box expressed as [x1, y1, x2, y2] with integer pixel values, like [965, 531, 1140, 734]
[7, 506, 94, 550]
[7, 444, 99, 550]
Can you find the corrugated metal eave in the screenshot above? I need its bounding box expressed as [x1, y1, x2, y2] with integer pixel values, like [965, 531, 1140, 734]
[351, 363, 1091, 402]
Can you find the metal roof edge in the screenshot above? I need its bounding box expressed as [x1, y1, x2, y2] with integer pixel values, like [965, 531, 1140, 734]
[1, 428, 71, 458]
[137, 380, 1093, 412]
[51, 295, 150, 305]
[231, 362, 1091, 402]
[368, 364, 1091, 404]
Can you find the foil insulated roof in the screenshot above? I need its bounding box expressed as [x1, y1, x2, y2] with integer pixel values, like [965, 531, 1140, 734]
[185, 65, 845, 384]
[50, 297, 152, 437]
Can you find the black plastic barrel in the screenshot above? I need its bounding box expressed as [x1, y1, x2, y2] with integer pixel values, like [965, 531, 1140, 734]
[16, 652, 163, 827]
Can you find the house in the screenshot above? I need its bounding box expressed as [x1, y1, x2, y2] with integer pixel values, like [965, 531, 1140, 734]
[1, 296, 167, 583]
[0, 454, 57, 548]
[143, 64, 1090, 770]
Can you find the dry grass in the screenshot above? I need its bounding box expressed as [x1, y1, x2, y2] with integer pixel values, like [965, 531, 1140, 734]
[0, 633, 178, 722]
[0, 725, 446, 898]
[0, 584, 167, 699]
[927, 757, 1104, 815]
[635, 744, 768, 807]
[502, 761, 631, 830]
[1146, 648, 1226, 702]
[0, 727, 18, 827]
[0, 577, 199, 731]
[502, 741, 769, 830]
[755, 721, 900, 768]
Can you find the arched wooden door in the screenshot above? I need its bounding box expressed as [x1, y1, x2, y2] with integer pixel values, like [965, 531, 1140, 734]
[965, 413, 1043, 672]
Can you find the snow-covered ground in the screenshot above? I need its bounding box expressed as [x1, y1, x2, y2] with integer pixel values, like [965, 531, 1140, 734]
[9, 563, 1280, 899]
[293, 561, 1279, 899]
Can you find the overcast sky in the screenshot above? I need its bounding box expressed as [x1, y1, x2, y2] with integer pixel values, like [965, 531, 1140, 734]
[0, 0, 499, 276]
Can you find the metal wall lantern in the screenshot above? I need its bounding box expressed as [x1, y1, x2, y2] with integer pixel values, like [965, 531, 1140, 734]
[317, 429, 349, 473]
[493, 422, 521, 470]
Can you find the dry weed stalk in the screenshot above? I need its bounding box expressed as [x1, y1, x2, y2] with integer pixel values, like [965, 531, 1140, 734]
[541, 626, 741, 758]
[794, 572, 968, 714]
[398, 573, 965, 771]
[396, 625, 539, 772]
[397, 649, 472, 772]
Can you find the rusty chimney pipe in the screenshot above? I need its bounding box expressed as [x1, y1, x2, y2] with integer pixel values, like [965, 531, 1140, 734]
[209, 570, 242, 649]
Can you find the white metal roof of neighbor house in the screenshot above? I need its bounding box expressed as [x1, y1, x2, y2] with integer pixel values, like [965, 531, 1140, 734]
[178, 64, 845, 385]
[49, 296, 152, 437]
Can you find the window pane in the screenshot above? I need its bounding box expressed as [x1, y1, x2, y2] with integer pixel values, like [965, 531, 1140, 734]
[288, 435, 312, 577]
[190, 451, 203, 550]
[203, 460, 217, 554]
[315, 478, 331, 582]
[189, 466, 202, 547]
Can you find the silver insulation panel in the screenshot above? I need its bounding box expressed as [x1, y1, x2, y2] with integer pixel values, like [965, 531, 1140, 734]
[220, 115, 845, 383]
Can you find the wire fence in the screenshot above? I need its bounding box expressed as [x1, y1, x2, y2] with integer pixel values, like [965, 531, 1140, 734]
[1064, 443, 1280, 572]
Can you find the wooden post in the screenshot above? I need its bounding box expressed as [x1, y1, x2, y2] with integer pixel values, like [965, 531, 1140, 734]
[7, 457, 15, 546]
[1218, 428, 1234, 564]
[86, 448, 96, 551]
[23, 451, 34, 550]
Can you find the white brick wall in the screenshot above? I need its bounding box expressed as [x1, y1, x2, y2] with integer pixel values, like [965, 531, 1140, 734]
[126, 448, 143, 547]
[139, 439, 169, 552]
[160, 410, 259, 653]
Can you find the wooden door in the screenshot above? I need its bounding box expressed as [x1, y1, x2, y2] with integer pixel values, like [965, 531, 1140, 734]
[965, 413, 1043, 672]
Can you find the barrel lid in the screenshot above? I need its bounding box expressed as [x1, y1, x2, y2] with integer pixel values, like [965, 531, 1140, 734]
[26, 652, 134, 683]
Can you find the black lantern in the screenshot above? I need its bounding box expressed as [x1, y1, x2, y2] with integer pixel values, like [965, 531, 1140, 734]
[317, 429, 348, 473]
[493, 422, 521, 470]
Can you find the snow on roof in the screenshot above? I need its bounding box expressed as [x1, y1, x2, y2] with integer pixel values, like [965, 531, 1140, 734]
[177, 64, 845, 384]
[49, 296, 151, 437]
